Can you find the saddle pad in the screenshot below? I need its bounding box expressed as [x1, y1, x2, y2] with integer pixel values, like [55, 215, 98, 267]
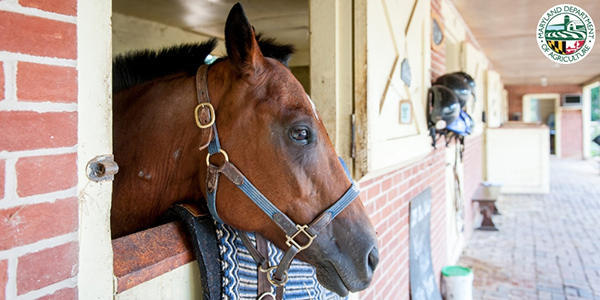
[215, 221, 347, 300]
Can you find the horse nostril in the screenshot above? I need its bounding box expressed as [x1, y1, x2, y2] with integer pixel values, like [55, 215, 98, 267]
[367, 247, 379, 274]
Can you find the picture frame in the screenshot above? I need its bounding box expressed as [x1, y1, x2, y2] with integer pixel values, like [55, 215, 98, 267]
[399, 100, 412, 124]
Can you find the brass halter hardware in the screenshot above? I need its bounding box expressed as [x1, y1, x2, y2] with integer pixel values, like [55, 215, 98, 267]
[259, 265, 289, 287]
[206, 149, 229, 166]
[285, 224, 316, 251]
[194, 102, 215, 129]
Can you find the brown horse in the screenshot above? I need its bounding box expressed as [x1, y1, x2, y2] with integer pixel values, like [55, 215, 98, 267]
[112, 3, 378, 296]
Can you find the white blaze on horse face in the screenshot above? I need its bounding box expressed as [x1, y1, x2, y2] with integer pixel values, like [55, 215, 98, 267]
[306, 94, 319, 121]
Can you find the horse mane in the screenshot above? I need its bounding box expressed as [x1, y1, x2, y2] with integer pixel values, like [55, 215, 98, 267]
[113, 35, 295, 93]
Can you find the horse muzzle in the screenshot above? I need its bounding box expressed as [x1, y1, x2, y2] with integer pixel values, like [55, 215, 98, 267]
[302, 213, 379, 296]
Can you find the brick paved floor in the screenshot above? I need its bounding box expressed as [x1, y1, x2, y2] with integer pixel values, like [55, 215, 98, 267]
[457, 158, 600, 300]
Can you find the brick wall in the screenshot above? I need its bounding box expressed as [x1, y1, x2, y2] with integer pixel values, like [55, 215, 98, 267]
[358, 146, 447, 300]
[462, 134, 484, 239]
[356, 138, 482, 300]
[505, 84, 583, 158]
[505, 84, 582, 118]
[358, 1, 486, 298]
[431, 0, 445, 81]
[0, 1, 79, 299]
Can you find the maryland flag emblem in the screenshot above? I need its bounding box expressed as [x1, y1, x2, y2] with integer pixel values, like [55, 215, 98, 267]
[547, 40, 585, 55]
[547, 40, 566, 54]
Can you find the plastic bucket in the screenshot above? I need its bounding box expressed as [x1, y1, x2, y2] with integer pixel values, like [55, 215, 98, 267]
[441, 266, 473, 300]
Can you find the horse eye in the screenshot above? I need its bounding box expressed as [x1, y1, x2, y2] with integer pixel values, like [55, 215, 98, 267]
[289, 127, 310, 145]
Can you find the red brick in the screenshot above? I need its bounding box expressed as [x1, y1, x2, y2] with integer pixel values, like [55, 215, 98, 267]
[0, 160, 4, 200]
[17, 62, 77, 103]
[409, 176, 418, 188]
[37, 287, 77, 300]
[0, 198, 78, 250]
[376, 220, 388, 235]
[359, 178, 374, 188]
[16, 153, 77, 197]
[367, 183, 380, 199]
[17, 242, 78, 295]
[0, 62, 4, 101]
[0, 111, 77, 152]
[0, 11, 76, 59]
[388, 186, 399, 202]
[375, 194, 387, 211]
[411, 166, 419, 175]
[431, 0, 442, 14]
[381, 177, 392, 192]
[0, 260, 7, 300]
[20, 0, 77, 16]
[392, 172, 403, 186]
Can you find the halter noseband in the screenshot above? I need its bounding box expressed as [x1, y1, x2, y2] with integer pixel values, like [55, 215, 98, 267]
[194, 64, 359, 299]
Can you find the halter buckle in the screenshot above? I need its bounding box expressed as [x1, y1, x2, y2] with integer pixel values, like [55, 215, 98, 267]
[259, 265, 288, 287]
[194, 103, 215, 129]
[285, 224, 315, 251]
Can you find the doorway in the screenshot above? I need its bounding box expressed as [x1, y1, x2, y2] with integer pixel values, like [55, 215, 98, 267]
[531, 98, 556, 154]
[522, 93, 561, 157]
[583, 82, 600, 158]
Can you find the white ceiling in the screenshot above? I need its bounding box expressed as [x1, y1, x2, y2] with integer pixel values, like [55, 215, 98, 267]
[113, 0, 600, 86]
[112, 0, 309, 52]
[453, 0, 600, 85]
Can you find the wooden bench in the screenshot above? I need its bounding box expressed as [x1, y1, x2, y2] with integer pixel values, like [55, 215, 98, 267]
[472, 185, 501, 231]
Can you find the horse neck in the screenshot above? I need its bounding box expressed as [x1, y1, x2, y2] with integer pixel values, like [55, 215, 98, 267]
[112, 73, 207, 237]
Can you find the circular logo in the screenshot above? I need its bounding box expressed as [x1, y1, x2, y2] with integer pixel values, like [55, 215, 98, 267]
[537, 4, 595, 64]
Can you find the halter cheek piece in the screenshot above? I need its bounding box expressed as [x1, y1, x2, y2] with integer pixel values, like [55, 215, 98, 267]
[194, 64, 360, 299]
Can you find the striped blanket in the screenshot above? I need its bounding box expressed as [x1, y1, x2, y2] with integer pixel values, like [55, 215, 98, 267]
[215, 221, 347, 300]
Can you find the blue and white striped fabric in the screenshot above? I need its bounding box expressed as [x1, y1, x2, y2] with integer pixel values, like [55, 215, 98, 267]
[215, 221, 347, 300]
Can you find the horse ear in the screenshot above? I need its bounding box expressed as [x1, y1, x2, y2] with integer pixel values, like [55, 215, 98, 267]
[225, 3, 263, 72]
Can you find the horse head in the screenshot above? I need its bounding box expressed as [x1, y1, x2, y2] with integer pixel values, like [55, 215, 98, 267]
[200, 3, 379, 295]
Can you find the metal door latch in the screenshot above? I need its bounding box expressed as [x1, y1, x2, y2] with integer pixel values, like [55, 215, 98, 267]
[86, 155, 119, 182]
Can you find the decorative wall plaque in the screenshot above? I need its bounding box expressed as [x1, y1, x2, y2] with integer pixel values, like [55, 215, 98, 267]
[400, 100, 412, 124]
[400, 58, 412, 87]
[431, 11, 445, 52]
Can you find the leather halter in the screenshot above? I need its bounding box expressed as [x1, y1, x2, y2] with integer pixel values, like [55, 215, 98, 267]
[195, 64, 360, 299]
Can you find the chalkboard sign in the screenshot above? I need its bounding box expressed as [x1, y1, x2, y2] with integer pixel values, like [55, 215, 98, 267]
[409, 188, 442, 300]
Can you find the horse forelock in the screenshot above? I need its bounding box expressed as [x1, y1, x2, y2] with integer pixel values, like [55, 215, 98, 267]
[113, 35, 295, 94]
[113, 39, 218, 94]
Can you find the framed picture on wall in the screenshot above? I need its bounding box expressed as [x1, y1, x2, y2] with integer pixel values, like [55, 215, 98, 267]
[400, 100, 412, 124]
